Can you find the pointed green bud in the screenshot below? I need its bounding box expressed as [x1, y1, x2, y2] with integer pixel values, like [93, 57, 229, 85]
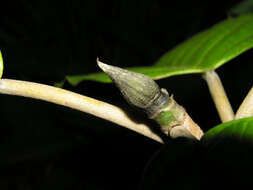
[97, 59, 170, 117]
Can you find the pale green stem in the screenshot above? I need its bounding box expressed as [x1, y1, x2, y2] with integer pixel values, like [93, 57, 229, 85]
[203, 70, 234, 123]
[153, 97, 204, 140]
[0, 79, 163, 143]
[235, 86, 253, 119]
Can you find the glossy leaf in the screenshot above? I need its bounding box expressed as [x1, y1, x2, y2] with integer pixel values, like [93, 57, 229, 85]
[201, 116, 253, 190]
[141, 117, 253, 190]
[61, 14, 253, 86]
[204, 116, 253, 141]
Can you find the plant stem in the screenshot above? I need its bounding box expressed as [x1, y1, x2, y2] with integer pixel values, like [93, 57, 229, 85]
[97, 60, 204, 140]
[235, 86, 253, 119]
[152, 97, 204, 140]
[0, 79, 163, 143]
[203, 70, 234, 123]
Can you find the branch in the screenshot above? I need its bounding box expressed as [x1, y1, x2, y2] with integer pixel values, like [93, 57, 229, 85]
[235, 86, 253, 119]
[203, 70, 234, 123]
[0, 79, 163, 143]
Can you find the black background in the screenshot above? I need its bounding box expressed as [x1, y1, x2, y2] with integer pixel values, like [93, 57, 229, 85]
[0, 0, 252, 189]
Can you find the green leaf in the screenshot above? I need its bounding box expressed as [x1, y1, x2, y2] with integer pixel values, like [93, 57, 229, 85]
[139, 139, 202, 190]
[204, 117, 253, 141]
[62, 66, 203, 86]
[229, 0, 253, 16]
[62, 14, 253, 86]
[0, 51, 3, 78]
[201, 117, 253, 187]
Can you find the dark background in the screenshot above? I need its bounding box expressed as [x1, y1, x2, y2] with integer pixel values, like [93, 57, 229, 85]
[0, 0, 252, 189]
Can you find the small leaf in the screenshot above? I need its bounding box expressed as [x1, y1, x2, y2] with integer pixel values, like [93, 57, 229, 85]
[62, 14, 253, 86]
[203, 117, 253, 142]
[66, 72, 112, 85]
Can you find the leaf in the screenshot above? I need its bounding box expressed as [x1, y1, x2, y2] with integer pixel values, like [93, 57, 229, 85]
[203, 116, 253, 142]
[201, 117, 253, 189]
[139, 138, 203, 190]
[155, 14, 253, 70]
[141, 117, 253, 190]
[0, 51, 3, 78]
[60, 14, 253, 86]
[229, 0, 253, 16]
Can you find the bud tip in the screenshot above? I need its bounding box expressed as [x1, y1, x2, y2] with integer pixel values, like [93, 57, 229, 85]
[97, 58, 108, 72]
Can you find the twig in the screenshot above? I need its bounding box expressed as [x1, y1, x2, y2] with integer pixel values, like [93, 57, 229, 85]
[97, 60, 204, 140]
[203, 70, 234, 122]
[235, 86, 253, 119]
[0, 79, 163, 143]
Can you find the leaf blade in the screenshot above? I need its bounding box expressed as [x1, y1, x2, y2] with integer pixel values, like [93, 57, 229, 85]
[61, 14, 253, 86]
[204, 117, 253, 141]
